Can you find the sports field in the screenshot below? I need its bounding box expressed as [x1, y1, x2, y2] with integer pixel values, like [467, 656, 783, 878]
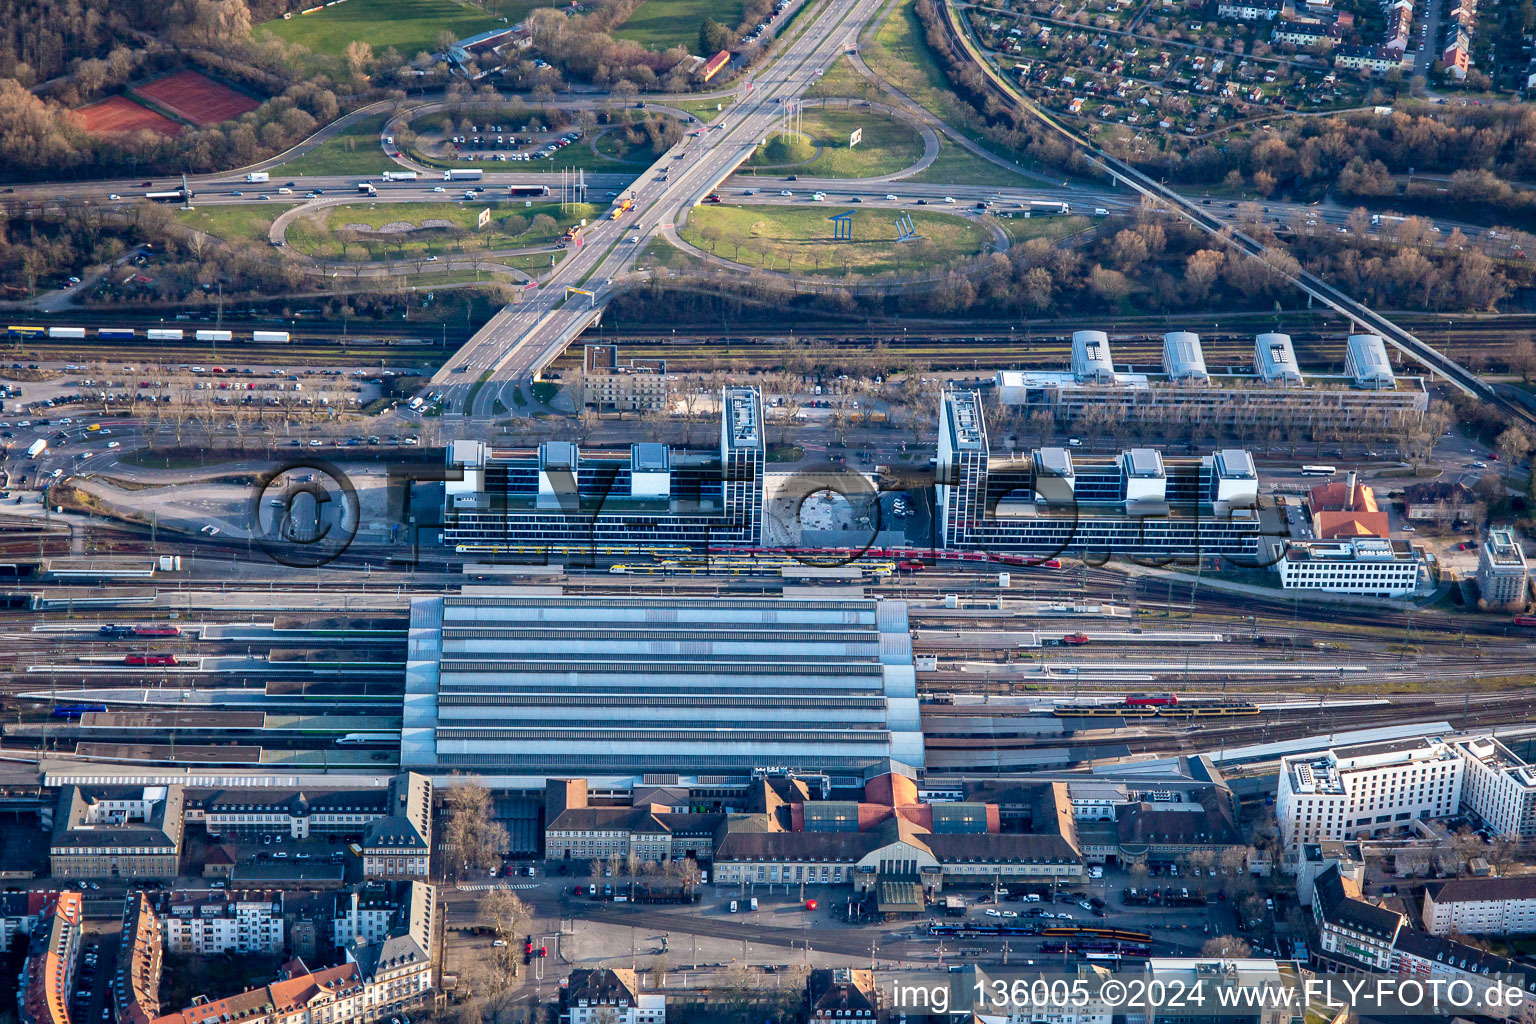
[681, 204, 990, 276]
[72, 96, 183, 137]
[261, 0, 500, 58]
[135, 71, 260, 125]
[613, 0, 743, 49]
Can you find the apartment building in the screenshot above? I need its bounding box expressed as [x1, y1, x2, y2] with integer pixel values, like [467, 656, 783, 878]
[1275, 539, 1426, 597]
[359, 774, 433, 880]
[1423, 876, 1536, 936]
[18, 891, 82, 1024]
[50, 786, 184, 881]
[579, 345, 670, 413]
[1454, 736, 1536, 839]
[1217, 0, 1283, 19]
[1335, 44, 1401, 71]
[560, 968, 665, 1024]
[1277, 737, 1464, 846]
[330, 882, 435, 956]
[162, 890, 284, 955]
[1479, 529, 1530, 606]
[115, 894, 163, 1024]
[1312, 864, 1403, 969]
[1, 892, 50, 952]
[806, 969, 877, 1021]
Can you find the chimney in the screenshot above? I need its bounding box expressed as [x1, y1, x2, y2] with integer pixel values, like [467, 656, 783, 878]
[1346, 471, 1358, 507]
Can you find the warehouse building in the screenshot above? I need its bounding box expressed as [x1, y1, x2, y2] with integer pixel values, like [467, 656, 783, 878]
[937, 390, 1263, 560]
[401, 592, 923, 776]
[441, 385, 763, 554]
[994, 331, 1426, 431]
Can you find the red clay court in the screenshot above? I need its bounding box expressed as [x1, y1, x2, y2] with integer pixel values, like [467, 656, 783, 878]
[135, 70, 260, 126]
[72, 96, 183, 136]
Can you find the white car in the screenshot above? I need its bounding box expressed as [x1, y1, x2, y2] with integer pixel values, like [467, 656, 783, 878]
[984, 908, 1002, 917]
[106, 441, 119, 448]
[780, 190, 793, 196]
[108, 194, 121, 201]
[885, 194, 897, 200]
[1001, 910, 1018, 918]
[433, 186, 446, 193]
[944, 196, 956, 203]
[427, 255, 438, 262]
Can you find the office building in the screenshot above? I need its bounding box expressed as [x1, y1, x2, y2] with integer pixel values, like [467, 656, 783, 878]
[1142, 959, 1298, 1024]
[115, 894, 162, 1024]
[995, 331, 1427, 433]
[18, 891, 82, 1024]
[1423, 876, 1536, 936]
[579, 344, 670, 413]
[1479, 529, 1530, 606]
[560, 969, 665, 1024]
[1277, 737, 1464, 846]
[359, 773, 433, 880]
[938, 390, 1262, 560]
[1455, 736, 1536, 839]
[402, 591, 923, 775]
[162, 891, 284, 955]
[1275, 538, 1426, 597]
[50, 786, 184, 880]
[442, 385, 763, 554]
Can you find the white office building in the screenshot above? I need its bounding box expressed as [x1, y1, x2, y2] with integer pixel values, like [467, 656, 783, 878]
[1479, 529, 1530, 606]
[1454, 736, 1536, 838]
[1278, 737, 1464, 847]
[1424, 877, 1536, 937]
[1275, 538, 1426, 597]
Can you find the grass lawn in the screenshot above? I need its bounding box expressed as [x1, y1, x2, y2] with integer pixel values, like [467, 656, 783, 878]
[995, 213, 1090, 244]
[904, 140, 1038, 186]
[260, 0, 499, 58]
[864, 0, 1053, 185]
[636, 236, 710, 272]
[613, 0, 742, 49]
[805, 56, 874, 100]
[743, 106, 924, 178]
[278, 114, 391, 176]
[176, 205, 288, 245]
[286, 201, 598, 260]
[670, 98, 731, 121]
[681, 204, 990, 276]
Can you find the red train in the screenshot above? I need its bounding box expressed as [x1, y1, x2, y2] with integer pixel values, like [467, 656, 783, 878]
[1515, 615, 1536, 628]
[1124, 693, 1179, 707]
[133, 625, 182, 637]
[1062, 632, 1090, 645]
[123, 654, 178, 666]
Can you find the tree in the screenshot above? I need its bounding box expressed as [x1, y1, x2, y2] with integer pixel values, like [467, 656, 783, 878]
[345, 40, 374, 78]
[1496, 426, 1532, 481]
[1202, 935, 1252, 957]
[484, 889, 530, 941]
[700, 17, 733, 53]
[443, 776, 510, 877]
[1509, 336, 1536, 385]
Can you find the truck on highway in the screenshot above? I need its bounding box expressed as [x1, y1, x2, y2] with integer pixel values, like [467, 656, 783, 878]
[358, 182, 378, 196]
[27, 439, 47, 459]
[382, 171, 417, 181]
[246, 172, 270, 184]
[1026, 200, 1070, 216]
[443, 169, 483, 181]
[1370, 214, 1405, 227]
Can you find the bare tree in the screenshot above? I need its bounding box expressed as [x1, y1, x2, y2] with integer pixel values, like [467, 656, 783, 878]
[442, 776, 510, 878]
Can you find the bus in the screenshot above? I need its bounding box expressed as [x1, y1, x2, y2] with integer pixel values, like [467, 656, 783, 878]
[1300, 465, 1336, 477]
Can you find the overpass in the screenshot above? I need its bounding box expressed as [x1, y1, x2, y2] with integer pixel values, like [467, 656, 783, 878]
[428, 0, 890, 418]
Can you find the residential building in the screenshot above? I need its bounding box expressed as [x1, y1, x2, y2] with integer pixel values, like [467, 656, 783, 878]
[578, 345, 670, 413]
[1390, 931, 1536, 1020]
[330, 882, 435, 954]
[1335, 44, 1401, 71]
[1217, 0, 1283, 19]
[359, 773, 432, 879]
[401, 592, 923, 776]
[1443, 35, 1471, 78]
[937, 391, 1263, 560]
[115, 894, 163, 1024]
[1309, 472, 1388, 539]
[993, 331, 1427, 433]
[50, 786, 184, 880]
[1454, 736, 1536, 838]
[1274, 539, 1426, 597]
[1277, 737, 1465, 846]
[1, 892, 50, 952]
[1312, 863, 1404, 969]
[18, 891, 82, 1024]
[162, 890, 284, 955]
[807, 968, 877, 1021]
[1272, 19, 1336, 45]
[1479, 529, 1530, 606]
[1423, 876, 1536, 936]
[938, 964, 1114, 1023]
[1403, 480, 1483, 527]
[560, 968, 665, 1024]
[442, 385, 764, 554]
